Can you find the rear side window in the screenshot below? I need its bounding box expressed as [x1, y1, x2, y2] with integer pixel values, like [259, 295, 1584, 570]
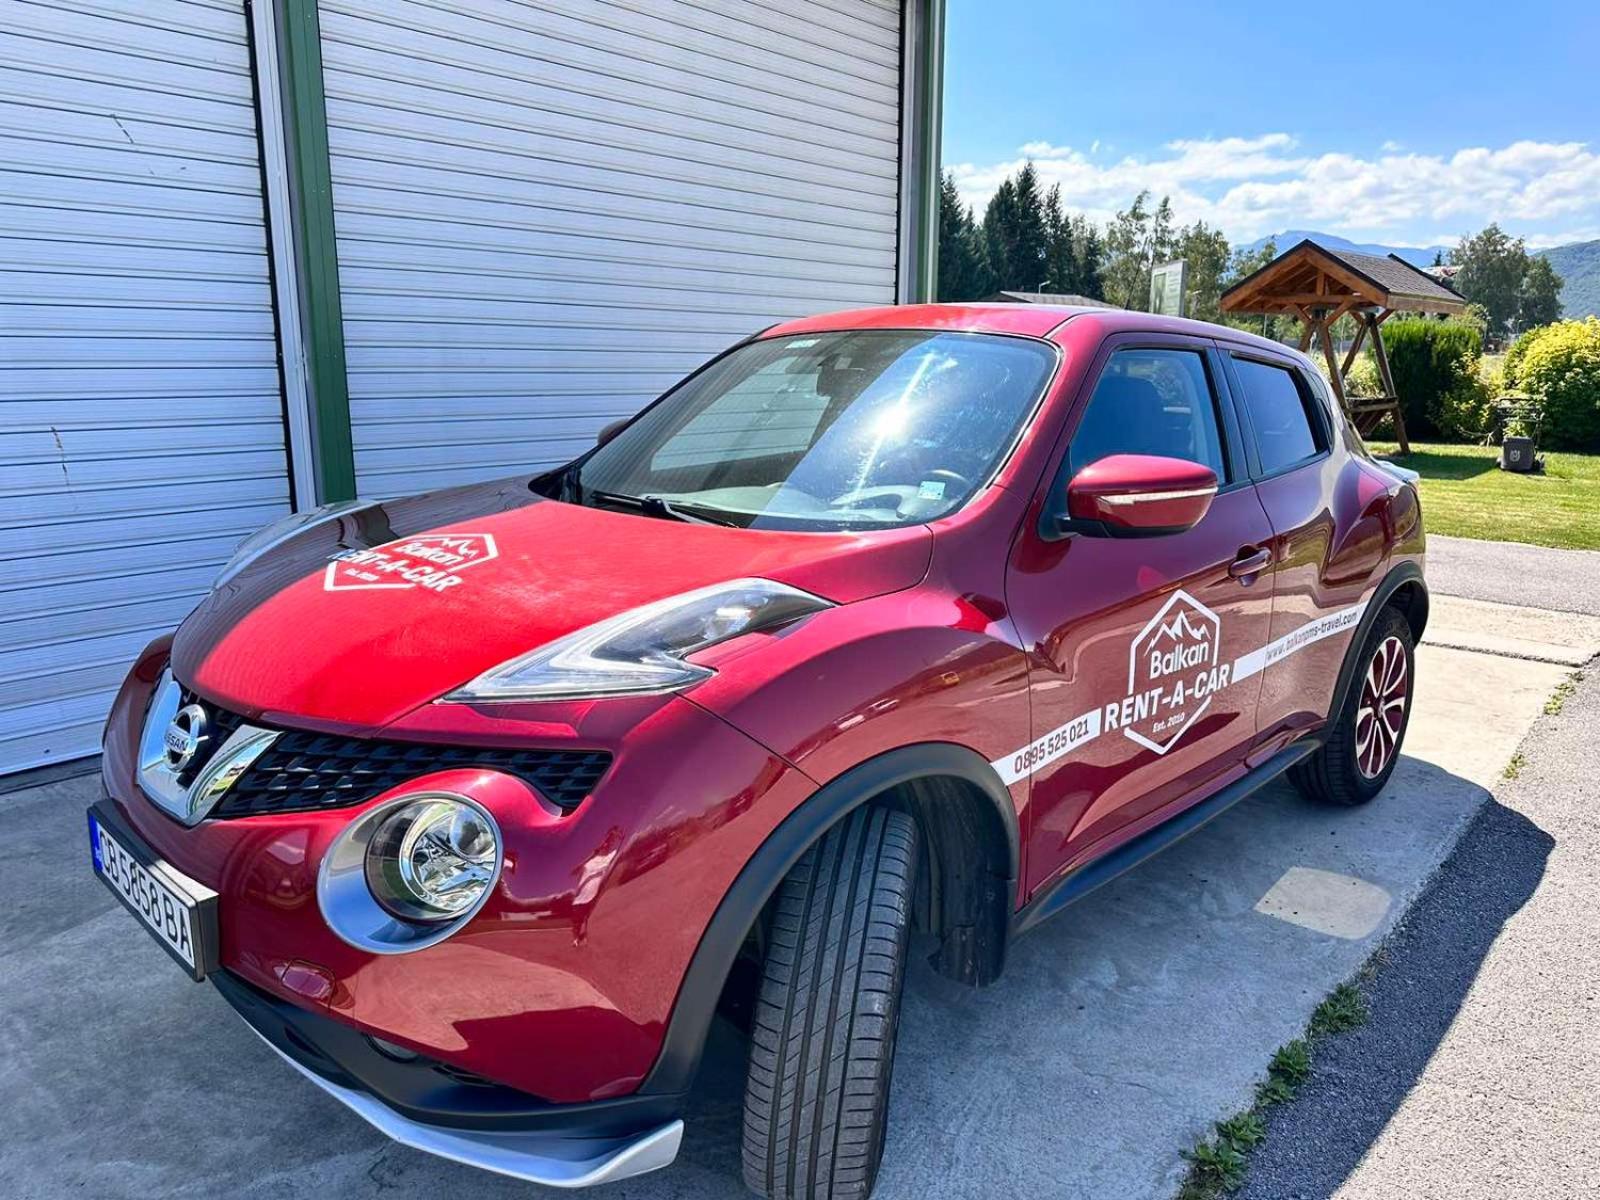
[1068, 348, 1226, 480]
[1232, 358, 1325, 474]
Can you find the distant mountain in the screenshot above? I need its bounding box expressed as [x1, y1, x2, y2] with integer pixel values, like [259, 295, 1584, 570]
[1237, 230, 1452, 269]
[1536, 240, 1600, 319]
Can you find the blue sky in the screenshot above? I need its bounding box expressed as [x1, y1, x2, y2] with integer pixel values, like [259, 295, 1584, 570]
[941, 0, 1600, 249]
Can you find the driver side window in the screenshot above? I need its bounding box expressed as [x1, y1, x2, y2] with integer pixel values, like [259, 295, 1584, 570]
[1069, 348, 1227, 481]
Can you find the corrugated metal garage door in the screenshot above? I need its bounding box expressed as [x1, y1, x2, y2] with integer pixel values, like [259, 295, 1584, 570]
[318, 0, 905, 497]
[0, 0, 291, 772]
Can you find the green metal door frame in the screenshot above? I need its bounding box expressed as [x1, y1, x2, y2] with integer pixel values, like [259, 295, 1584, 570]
[897, 0, 946, 304]
[261, 0, 356, 502]
[909, 0, 946, 304]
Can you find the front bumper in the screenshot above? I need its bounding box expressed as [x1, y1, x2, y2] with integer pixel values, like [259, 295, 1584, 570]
[214, 970, 683, 1187]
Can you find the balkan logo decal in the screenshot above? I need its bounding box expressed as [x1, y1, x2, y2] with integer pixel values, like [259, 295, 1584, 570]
[324, 533, 498, 594]
[1115, 589, 1229, 754]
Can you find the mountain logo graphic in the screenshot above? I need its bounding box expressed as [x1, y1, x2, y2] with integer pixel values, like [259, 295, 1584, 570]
[1124, 589, 1225, 756]
[1149, 610, 1212, 646]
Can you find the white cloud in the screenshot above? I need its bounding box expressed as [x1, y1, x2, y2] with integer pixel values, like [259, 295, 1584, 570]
[947, 134, 1600, 246]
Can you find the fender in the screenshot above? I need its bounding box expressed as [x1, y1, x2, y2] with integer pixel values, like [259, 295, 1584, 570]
[637, 742, 1020, 1097]
[1330, 559, 1428, 725]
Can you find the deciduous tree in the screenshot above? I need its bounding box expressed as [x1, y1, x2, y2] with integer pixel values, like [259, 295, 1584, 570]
[1174, 220, 1230, 323]
[1518, 255, 1564, 333]
[1451, 224, 1535, 342]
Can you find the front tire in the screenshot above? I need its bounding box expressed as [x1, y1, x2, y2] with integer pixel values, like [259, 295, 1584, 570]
[1292, 604, 1415, 806]
[741, 806, 919, 1200]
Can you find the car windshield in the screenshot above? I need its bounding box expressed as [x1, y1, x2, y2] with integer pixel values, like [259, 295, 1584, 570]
[555, 330, 1057, 531]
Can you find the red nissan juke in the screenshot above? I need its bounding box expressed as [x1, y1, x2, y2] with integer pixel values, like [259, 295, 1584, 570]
[91, 303, 1425, 1199]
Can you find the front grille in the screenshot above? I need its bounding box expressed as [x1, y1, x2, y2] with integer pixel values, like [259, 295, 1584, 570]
[182, 691, 611, 818]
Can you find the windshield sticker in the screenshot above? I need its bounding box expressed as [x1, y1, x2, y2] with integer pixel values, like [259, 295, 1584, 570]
[991, 592, 1371, 785]
[324, 533, 499, 594]
[917, 480, 947, 500]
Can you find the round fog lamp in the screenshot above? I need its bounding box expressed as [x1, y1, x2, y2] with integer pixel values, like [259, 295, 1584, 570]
[365, 798, 499, 922]
[318, 792, 503, 954]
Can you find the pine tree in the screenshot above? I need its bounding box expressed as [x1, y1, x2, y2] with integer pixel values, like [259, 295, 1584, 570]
[936, 172, 991, 301]
[982, 162, 1049, 291]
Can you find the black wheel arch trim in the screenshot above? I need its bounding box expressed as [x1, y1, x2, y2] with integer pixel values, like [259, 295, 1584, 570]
[637, 742, 1019, 1096]
[1330, 560, 1427, 725]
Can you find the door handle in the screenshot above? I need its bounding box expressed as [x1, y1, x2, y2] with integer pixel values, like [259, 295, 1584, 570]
[1229, 546, 1273, 579]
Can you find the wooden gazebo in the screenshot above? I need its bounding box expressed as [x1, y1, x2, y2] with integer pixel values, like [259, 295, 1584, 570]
[1219, 239, 1466, 453]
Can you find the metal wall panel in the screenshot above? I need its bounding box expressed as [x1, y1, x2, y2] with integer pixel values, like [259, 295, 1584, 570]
[319, 0, 905, 496]
[0, 0, 291, 771]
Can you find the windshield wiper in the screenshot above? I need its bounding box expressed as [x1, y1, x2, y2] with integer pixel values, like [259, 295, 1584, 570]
[642, 495, 742, 527]
[585, 488, 741, 528]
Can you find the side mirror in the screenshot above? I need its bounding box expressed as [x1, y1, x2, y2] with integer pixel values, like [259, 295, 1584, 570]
[595, 418, 629, 448]
[1054, 454, 1217, 538]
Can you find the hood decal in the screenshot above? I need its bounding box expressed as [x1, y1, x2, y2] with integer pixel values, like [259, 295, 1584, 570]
[326, 533, 500, 593]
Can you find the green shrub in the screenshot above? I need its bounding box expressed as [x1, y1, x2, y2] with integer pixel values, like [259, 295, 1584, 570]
[1503, 318, 1600, 450]
[1435, 369, 1495, 442]
[1504, 323, 1557, 383]
[1344, 355, 1384, 399]
[1384, 317, 1484, 441]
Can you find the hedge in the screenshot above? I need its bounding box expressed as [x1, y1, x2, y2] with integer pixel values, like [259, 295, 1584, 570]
[1383, 318, 1483, 441]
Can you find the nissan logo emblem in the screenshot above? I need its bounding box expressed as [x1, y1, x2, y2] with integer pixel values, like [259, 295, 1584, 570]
[163, 703, 210, 773]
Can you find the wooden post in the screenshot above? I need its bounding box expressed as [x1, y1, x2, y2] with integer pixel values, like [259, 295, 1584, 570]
[1313, 310, 1349, 415]
[1341, 317, 1370, 374]
[1367, 310, 1409, 454]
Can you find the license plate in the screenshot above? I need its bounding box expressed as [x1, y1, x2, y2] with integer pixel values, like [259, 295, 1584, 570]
[88, 803, 219, 981]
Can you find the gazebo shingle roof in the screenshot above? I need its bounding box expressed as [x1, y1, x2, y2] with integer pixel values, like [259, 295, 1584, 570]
[1219, 238, 1465, 315]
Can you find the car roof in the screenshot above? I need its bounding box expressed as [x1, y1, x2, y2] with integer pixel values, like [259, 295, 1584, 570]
[761, 303, 1300, 359]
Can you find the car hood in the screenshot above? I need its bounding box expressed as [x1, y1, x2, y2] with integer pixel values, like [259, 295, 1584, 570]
[172, 477, 931, 730]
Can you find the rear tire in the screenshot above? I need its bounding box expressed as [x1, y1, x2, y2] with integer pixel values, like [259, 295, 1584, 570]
[741, 806, 919, 1200]
[1292, 604, 1415, 806]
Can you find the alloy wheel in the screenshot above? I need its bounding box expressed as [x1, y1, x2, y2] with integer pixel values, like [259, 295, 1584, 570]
[1355, 634, 1408, 778]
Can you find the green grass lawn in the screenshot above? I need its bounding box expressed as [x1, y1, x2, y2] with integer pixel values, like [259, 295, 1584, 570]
[1368, 441, 1600, 551]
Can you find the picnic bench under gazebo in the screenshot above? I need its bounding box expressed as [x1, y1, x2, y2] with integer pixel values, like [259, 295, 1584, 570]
[1219, 239, 1466, 453]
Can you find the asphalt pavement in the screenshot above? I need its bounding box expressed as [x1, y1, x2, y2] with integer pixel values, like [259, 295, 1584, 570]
[1426, 533, 1600, 616]
[1239, 664, 1599, 1200]
[1236, 534, 1600, 1200]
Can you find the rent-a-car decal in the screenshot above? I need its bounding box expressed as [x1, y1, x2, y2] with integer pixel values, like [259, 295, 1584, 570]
[324, 533, 499, 593]
[991, 592, 1371, 785]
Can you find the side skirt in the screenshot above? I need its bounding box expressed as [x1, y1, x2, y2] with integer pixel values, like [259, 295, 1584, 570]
[1012, 738, 1320, 937]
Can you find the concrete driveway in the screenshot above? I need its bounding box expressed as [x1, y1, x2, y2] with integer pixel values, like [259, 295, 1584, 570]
[4, 565, 1594, 1198]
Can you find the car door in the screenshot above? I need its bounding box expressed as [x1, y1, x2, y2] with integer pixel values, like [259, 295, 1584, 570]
[1220, 350, 1388, 745]
[1005, 335, 1277, 898]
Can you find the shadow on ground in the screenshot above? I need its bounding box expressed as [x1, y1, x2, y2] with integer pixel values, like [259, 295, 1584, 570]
[1, 755, 1491, 1199]
[1236, 796, 1554, 1200]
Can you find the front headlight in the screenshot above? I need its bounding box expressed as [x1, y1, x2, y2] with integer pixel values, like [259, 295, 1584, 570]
[318, 793, 503, 953]
[447, 578, 832, 702]
[213, 499, 372, 588]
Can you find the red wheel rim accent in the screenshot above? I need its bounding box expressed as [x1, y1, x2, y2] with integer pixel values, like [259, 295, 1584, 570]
[1355, 635, 1408, 779]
